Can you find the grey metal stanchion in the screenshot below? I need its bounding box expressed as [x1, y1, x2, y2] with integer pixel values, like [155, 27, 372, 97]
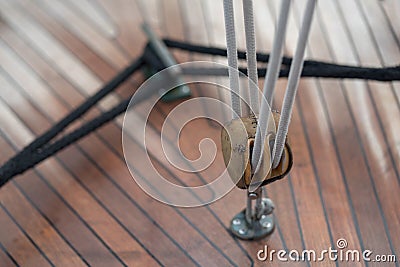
[230, 186, 275, 240]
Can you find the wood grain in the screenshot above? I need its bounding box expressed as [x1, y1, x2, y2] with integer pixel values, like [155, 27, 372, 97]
[0, 0, 399, 266]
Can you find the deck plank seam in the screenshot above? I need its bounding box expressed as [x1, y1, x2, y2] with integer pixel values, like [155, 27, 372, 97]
[0, 88, 128, 266]
[0, 238, 21, 267]
[328, 1, 399, 261]
[0, 201, 55, 267]
[0, 59, 189, 267]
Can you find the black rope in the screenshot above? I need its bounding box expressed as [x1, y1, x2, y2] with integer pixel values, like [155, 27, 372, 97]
[163, 39, 400, 81]
[0, 57, 144, 187]
[0, 97, 132, 187]
[0, 39, 399, 188]
[178, 65, 400, 81]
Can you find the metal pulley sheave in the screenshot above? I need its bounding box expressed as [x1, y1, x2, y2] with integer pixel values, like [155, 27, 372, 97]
[221, 111, 293, 190]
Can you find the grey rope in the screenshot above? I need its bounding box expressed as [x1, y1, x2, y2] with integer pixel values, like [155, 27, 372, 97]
[251, 0, 291, 175]
[272, 0, 317, 168]
[223, 0, 242, 118]
[242, 0, 259, 115]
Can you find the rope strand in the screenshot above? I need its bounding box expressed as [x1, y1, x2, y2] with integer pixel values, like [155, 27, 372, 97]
[272, 0, 317, 168]
[223, 0, 242, 118]
[251, 0, 291, 177]
[242, 0, 260, 115]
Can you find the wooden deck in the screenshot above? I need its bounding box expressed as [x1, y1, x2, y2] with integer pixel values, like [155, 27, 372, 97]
[0, 0, 399, 266]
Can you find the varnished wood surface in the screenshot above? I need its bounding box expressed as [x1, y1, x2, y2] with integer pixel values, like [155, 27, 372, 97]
[0, 0, 399, 266]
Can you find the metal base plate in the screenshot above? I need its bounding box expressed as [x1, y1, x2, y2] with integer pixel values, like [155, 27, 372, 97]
[230, 209, 275, 240]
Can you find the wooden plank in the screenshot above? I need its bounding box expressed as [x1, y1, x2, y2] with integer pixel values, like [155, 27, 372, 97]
[338, 0, 400, 258]
[307, 0, 398, 264]
[96, 0, 146, 58]
[0, 0, 399, 265]
[64, 0, 117, 39]
[0, 181, 87, 266]
[356, 0, 400, 178]
[0, 30, 231, 267]
[0, 204, 51, 267]
[9, 0, 116, 83]
[0, 0, 102, 94]
[379, 0, 400, 47]
[33, 0, 129, 69]
[0, 16, 209, 266]
[0, 74, 144, 264]
[0, 242, 17, 267]
[0, 48, 189, 267]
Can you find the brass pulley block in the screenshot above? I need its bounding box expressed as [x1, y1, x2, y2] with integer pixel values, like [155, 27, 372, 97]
[221, 112, 293, 189]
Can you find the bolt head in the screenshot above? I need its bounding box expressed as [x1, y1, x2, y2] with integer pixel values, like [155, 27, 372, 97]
[238, 228, 247, 235]
[262, 221, 272, 228]
[232, 219, 241, 225]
